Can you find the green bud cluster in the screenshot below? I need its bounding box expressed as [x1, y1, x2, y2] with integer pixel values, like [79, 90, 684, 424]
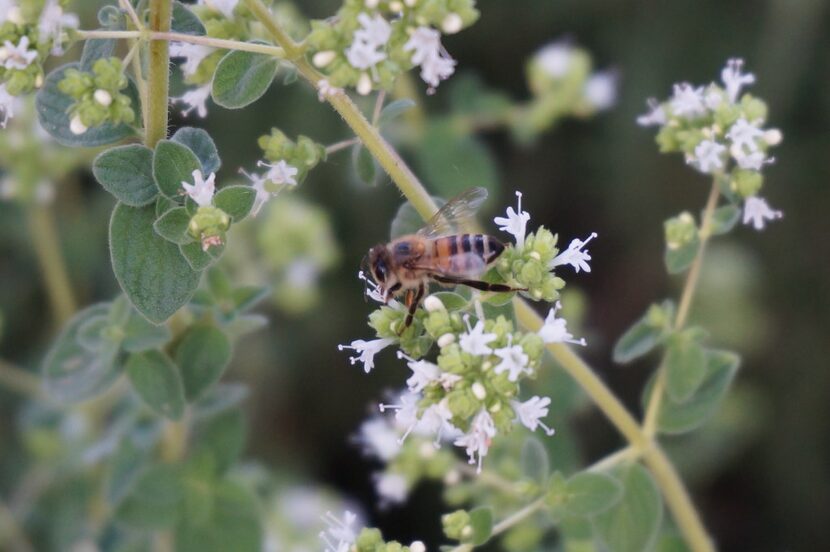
[57, 58, 135, 132]
[442, 509, 472, 539]
[185, 7, 251, 85]
[495, 228, 565, 302]
[354, 528, 424, 552]
[664, 211, 697, 250]
[257, 128, 325, 183]
[188, 205, 231, 249]
[0, 20, 50, 96]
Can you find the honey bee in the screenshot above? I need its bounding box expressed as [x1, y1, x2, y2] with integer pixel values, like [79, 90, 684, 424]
[367, 187, 524, 331]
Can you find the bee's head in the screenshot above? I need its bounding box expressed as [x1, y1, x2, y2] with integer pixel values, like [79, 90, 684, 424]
[367, 244, 398, 301]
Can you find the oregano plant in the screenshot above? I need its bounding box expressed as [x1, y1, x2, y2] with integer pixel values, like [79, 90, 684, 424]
[0, 1, 788, 551]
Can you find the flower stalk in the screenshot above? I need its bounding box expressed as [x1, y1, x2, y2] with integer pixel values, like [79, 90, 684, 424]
[145, 0, 172, 149]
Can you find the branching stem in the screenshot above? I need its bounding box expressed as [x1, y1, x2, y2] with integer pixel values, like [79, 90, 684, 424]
[26, 205, 76, 325]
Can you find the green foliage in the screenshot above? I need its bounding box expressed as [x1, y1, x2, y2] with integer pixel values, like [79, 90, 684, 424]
[378, 98, 416, 127]
[211, 49, 279, 109]
[153, 140, 204, 199]
[469, 506, 494, 545]
[174, 481, 262, 552]
[352, 143, 379, 186]
[126, 350, 186, 420]
[665, 329, 708, 402]
[172, 1, 207, 36]
[115, 464, 185, 529]
[593, 463, 663, 552]
[175, 325, 232, 402]
[172, 127, 222, 174]
[213, 185, 256, 221]
[613, 301, 675, 363]
[560, 472, 623, 517]
[93, 145, 158, 207]
[154, 207, 194, 244]
[520, 436, 550, 485]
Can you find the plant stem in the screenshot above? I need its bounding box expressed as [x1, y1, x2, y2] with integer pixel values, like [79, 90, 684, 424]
[75, 30, 287, 57]
[457, 462, 521, 496]
[242, 0, 303, 59]
[325, 137, 360, 155]
[25, 205, 76, 325]
[75, 30, 142, 39]
[0, 360, 42, 400]
[119, 0, 144, 31]
[145, 0, 172, 149]
[642, 179, 721, 437]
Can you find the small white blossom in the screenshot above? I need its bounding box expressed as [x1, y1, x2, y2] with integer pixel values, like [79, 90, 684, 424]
[257, 159, 298, 187]
[743, 196, 782, 231]
[704, 87, 725, 110]
[320, 510, 359, 552]
[356, 72, 372, 96]
[512, 396, 556, 435]
[733, 150, 771, 171]
[199, 0, 239, 18]
[313, 50, 337, 68]
[69, 115, 87, 135]
[169, 42, 214, 77]
[689, 139, 726, 173]
[338, 337, 395, 373]
[494, 190, 531, 247]
[419, 53, 456, 89]
[721, 58, 755, 103]
[239, 169, 271, 216]
[493, 338, 530, 382]
[669, 83, 706, 118]
[415, 400, 458, 444]
[93, 89, 112, 107]
[764, 128, 783, 146]
[584, 70, 618, 111]
[173, 84, 211, 118]
[398, 351, 440, 393]
[538, 301, 586, 346]
[38, 0, 79, 55]
[374, 472, 409, 505]
[354, 13, 392, 47]
[536, 41, 572, 78]
[356, 417, 401, 461]
[403, 26, 456, 89]
[0, 84, 16, 127]
[454, 409, 496, 473]
[423, 295, 445, 312]
[459, 315, 497, 356]
[442, 13, 463, 34]
[181, 169, 215, 207]
[727, 118, 764, 153]
[345, 39, 386, 70]
[2, 36, 37, 70]
[550, 232, 597, 273]
[637, 98, 666, 127]
[317, 79, 343, 102]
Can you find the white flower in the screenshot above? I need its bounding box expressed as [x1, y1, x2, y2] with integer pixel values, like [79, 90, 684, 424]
[442, 13, 463, 34]
[538, 301, 586, 346]
[398, 351, 440, 393]
[172, 84, 211, 118]
[345, 39, 386, 70]
[258, 159, 298, 187]
[338, 337, 395, 373]
[454, 409, 496, 473]
[727, 117, 765, 154]
[669, 83, 706, 118]
[637, 98, 666, 127]
[415, 400, 458, 444]
[704, 87, 725, 110]
[374, 472, 409, 505]
[199, 0, 239, 18]
[743, 196, 782, 231]
[512, 396, 556, 436]
[2, 36, 37, 70]
[169, 42, 214, 77]
[494, 190, 531, 247]
[0, 84, 16, 127]
[493, 338, 530, 382]
[317, 79, 343, 102]
[319, 510, 359, 552]
[38, 0, 79, 55]
[181, 169, 215, 207]
[419, 53, 456, 89]
[721, 58, 755, 103]
[536, 41, 572, 78]
[354, 13, 391, 47]
[733, 150, 771, 171]
[584, 70, 618, 111]
[550, 232, 597, 273]
[94, 89, 112, 107]
[355, 417, 401, 461]
[459, 315, 497, 356]
[689, 139, 726, 173]
[403, 26, 456, 89]
[240, 170, 272, 216]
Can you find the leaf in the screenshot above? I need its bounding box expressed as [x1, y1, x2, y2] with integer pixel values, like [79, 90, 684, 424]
[211, 48, 278, 109]
[231, 285, 270, 314]
[709, 204, 741, 236]
[42, 303, 123, 402]
[351, 143, 377, 186]
[192, 409, 246, 474]
[154, 207, 193, 245]
[171, 127, 221, 174]
[430, 291, 468, 311]
[153, 140, 203, 199]
[116, 464, 185, 529]
[192, 383, 249, 420]
[180, 241, 224, 271]
[469, 507, 494, 546]
[665, 238, 700, 274]
[93, 145, 157, 207]
[76, 314, 109, 351]
[122, 309, 172, 352]
[520, 437, 550, 485]
[222, 314, 268, 341]
[389, 196, 445, 239]
[110, 203, 202, 323]
[80, 37, 117, 72]
[107, 437, 152, 506]
[563, 472, 623, 517]
[174, 481, 261, 552]
[156, 195, 177, 218]
[37, 63, 138, 147]
[593, 464, 663, 552]
[613, 323, 662, 364]
[171, 1, 206, 36]
[656, 350, 739, 435]
[175, 325, 232, 402]
[665, 334, 708, 403]
[213, 186, 255, 221]
[126, 350, 186, 420]
[378, 98, 416, 127]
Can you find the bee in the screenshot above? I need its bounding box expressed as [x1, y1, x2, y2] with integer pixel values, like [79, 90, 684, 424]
[367, 187, 524, 331]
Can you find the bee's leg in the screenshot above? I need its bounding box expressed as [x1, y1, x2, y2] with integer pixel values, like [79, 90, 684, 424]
[399, 283, 425, 334]
[432, 275, 526, 293]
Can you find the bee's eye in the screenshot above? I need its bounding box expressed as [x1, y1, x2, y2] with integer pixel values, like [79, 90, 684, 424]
[373, 258, 387, 282]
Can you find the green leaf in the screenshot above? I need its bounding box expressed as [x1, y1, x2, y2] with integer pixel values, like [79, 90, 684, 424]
[156, 195, 177, 218]
[665, 334, 708, 403]
[171, 1, 206, 36]
[126, 350, 186, 420]
[613, 317, 666, 364]
[563, 472, 623, 517]
[709, 204, 741, 236]
[37, 63, 138, 147]
[192, 383, 249, 420]
[107, 436, 152, 506]
[430, 291, 468, 311]
[469, 507, 494, 546]
[378, 98, 416, 127]
[110, 203, 202, 323]
[93, 145, 157, 207]
[664, 238, 700, 275]
[520, 437, 550, 485]
[154, 207, 193, 245]
[153, 140, 203, 199]
[656, 350, 739, 434]
[171, 127, 221, 174]
[180, 241, 224, 271]
[352, 144, 378, 186]
[174, 481, 261, 552]
[214, 186, 255, 221]
[593, 464, 663, 552]
[116, 465, 184, 529]
[389, 196, 446, 239]
[175, 325, 232, 402]
[211, 48, 278, 109]
[77, 314, 109, 351]
[122, 309, 172, 353]
[42, 303, 123, 403]
[222, 314, 268, 341]
[80, 37, 117, 72]
[193, 409, 246, 474]
[231, 285, 270, 313]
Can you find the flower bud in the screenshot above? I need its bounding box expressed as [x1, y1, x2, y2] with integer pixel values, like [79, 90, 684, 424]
[442, 13, 463, 34]
[357, 72, 372, 96]
[437, 333, 455, 347]
[763, 128, 782, 146]
[730, 169, 763, 198]
[442, 510, 471, 540]
[664, 212, 697, 250]
[410, 542, 426, 552]
[423, 295, 445, 312]
[471, 381, 487, 400]
[94, 89, 113, 106]
[69, 115, 87, 135]
[312, 50, 336, 68]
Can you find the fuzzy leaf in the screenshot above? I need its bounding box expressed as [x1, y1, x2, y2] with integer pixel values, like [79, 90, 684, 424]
[80, 37, 117, 72]
[180, 241, 224, 271]
[563, 472, 623, 517]
[192, 383, 249, 421]
[93, 145, 157, 206]
[110, 203, 202, 323]
[214, 186, 255, 221]
[352, 144, 378, 186]
[378, 98, 416, 127]
[122, 310, 172, 353]
[593, 464, 663, 552]
[430, 291, 468, 311]
[171, 1, 206, 36]
[211, 49, 278, 109]
[172, 127, 221, 174]
[192, 409, 246, 474]
[175, 325, 232, 402]
[665, 237, 700, 275]
[613, 320, 664, 364]
[665, 334, 708, 403]
[126, 350, 186, 420]
[520, 436, 550, 485]
[709, 204, 741, 236]
[174, 481, 261, 552]
[469, 507, 494, 546]
[154, 207, 193, 245]
[153, 140, 203, 199]
[116, 465, 185, 529]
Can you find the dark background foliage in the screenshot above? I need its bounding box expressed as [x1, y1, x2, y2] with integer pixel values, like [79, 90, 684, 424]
[1, 0, 828, 550]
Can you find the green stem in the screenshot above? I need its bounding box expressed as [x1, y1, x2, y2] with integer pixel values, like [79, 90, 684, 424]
[145, 0, 172, 149]
[26, 205, 76, 325]
[242, 0, 303, 59]
[75, 30, 287, 57]
[0, 360, 42, 400]
[75, 30, 143, 39]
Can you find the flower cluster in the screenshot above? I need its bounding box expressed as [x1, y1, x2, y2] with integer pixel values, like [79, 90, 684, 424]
[340, 191, 592, 475]
[320, 509, 426, 552]
[638, 58, 783, 230]
[57, 58, 135, 135]
[307, 0, 479, 94]
[181, 169, 231, 251]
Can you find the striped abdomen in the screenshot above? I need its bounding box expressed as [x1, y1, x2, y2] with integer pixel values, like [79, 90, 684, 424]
[432, 234, 505, 276]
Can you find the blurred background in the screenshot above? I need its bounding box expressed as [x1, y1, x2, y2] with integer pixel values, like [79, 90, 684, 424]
[1, 0, 829, 550]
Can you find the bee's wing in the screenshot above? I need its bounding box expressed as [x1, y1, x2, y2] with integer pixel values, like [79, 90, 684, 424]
[417, 187, 488, 239]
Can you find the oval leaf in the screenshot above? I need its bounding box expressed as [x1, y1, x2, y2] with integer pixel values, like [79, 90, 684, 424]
[665, 336, 708, 403]
[174, 481, 261, 552]
[352, 143, 377, 186]
[122, 309, 172, 353]
[175, 325, 232, 402]
[211, 49, 278, 109]
[613, 302, 674, 364]
[110, 203, 202, 323]
[665, 239, 700, 275]
[469, 506, 494, 546]
[593, 463, 663, 552]
[153, 140, 203, 199]
[126, 350, 186, 420]
[520, 436, 550, 485]
[564, 472, 623, 517]
[213, 186, 255, 221]
[93, 145, 157, 206]
[116, 464, 184, 529]
[171, 1, 206, 36]
[378, 98, 416, 127]
[154, 207, 193, 245]
[172, 127, 221, 174]
[180, 241, 224, 271]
